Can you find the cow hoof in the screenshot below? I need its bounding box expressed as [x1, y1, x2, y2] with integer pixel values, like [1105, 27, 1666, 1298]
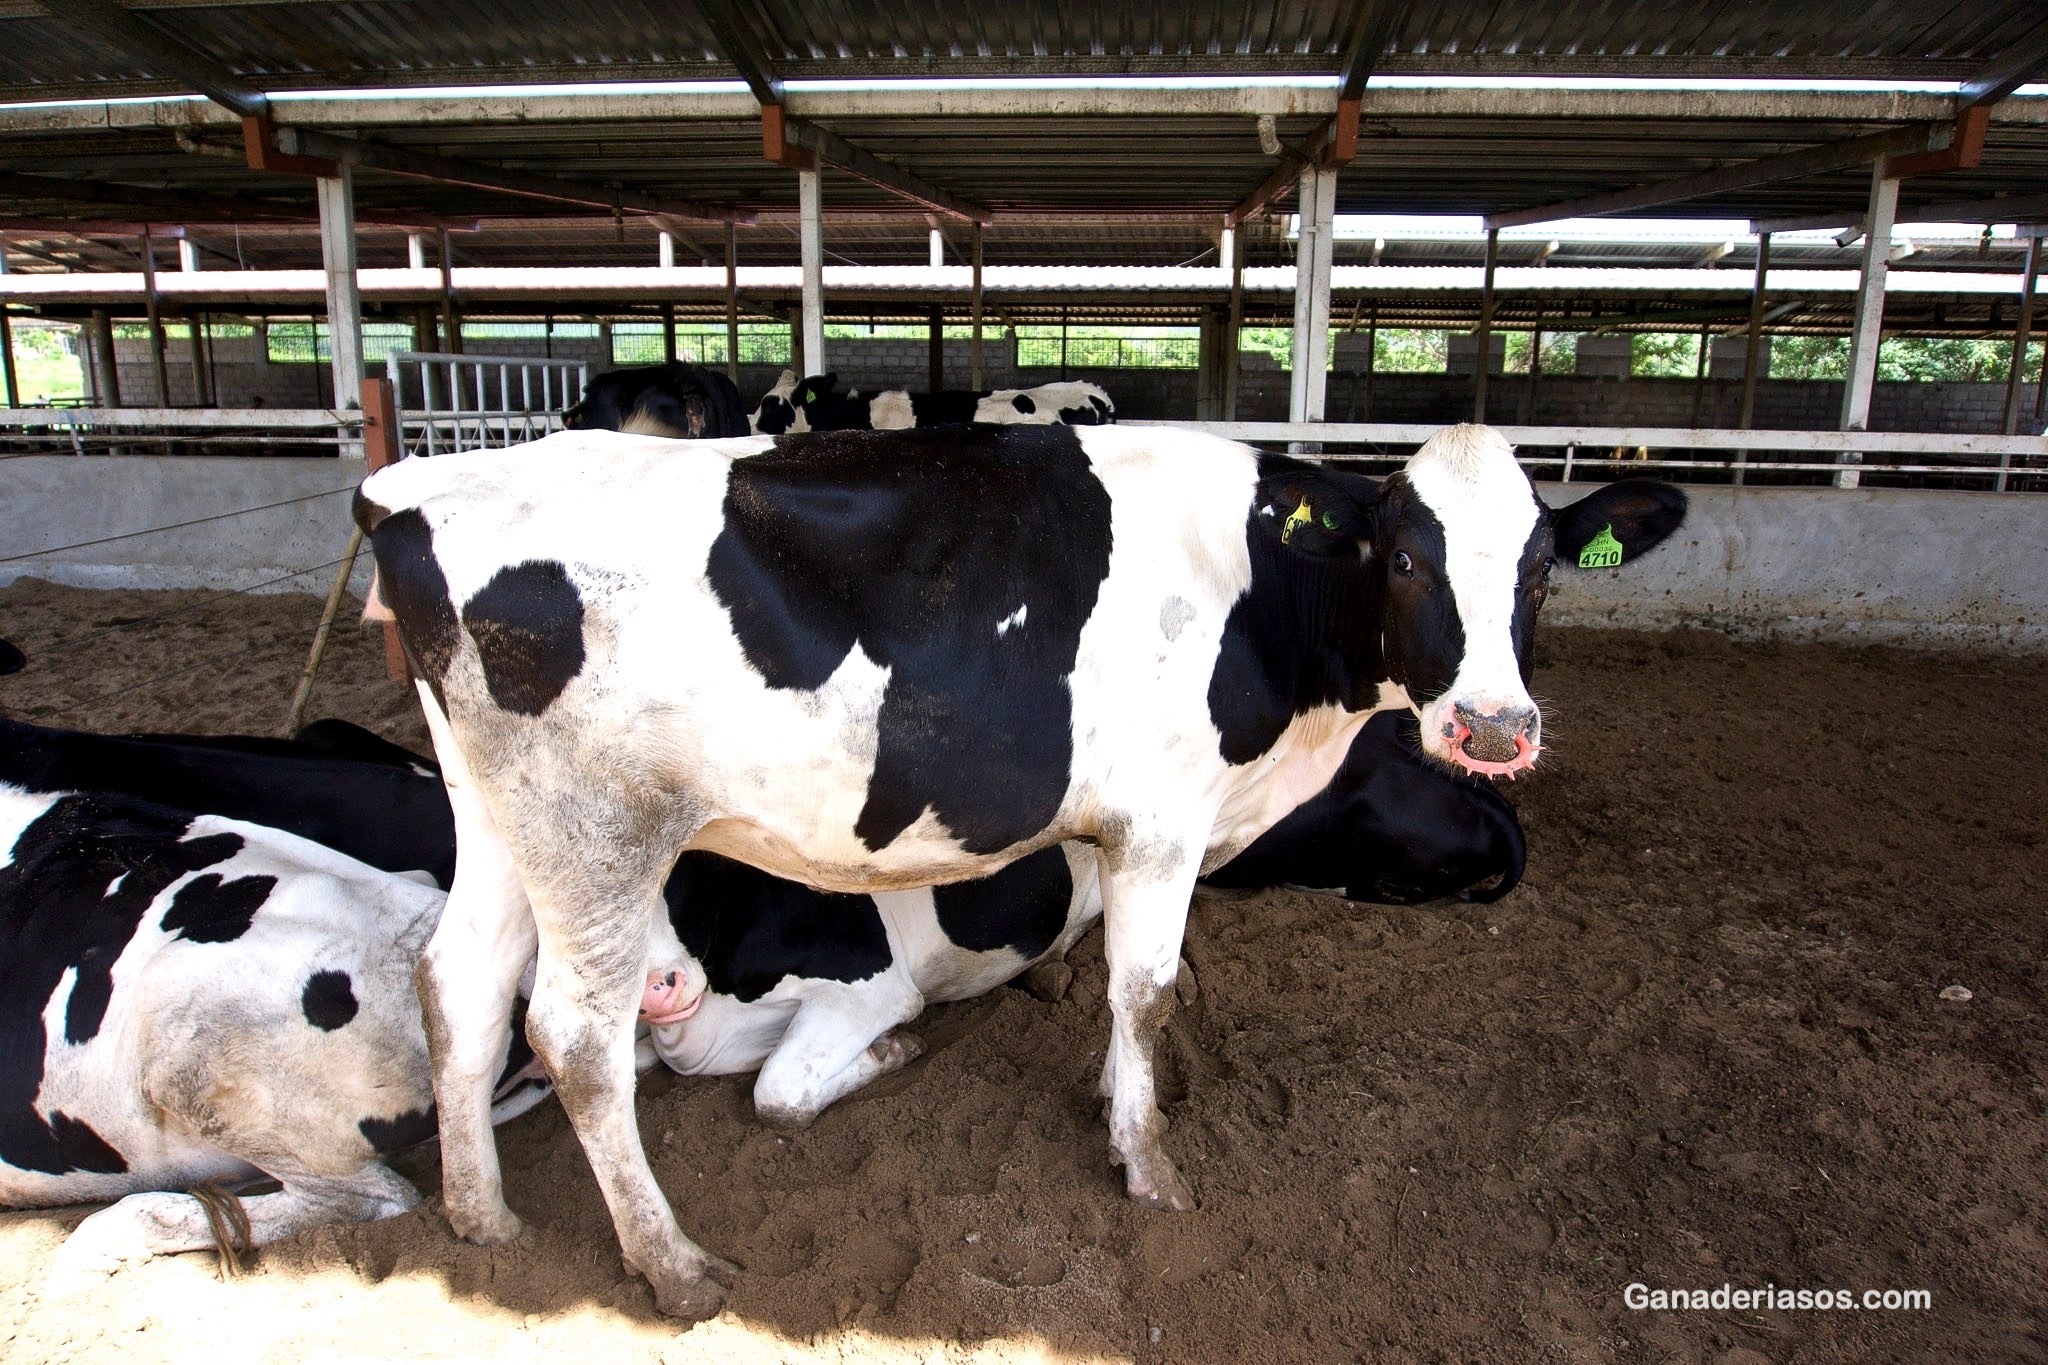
[1125, 1165, 1196, 1212]
[1020, 959, 1074, 1003]
[868, 1030, 924, 1068]
[447, 1202, 523, 1246]
[649, 1259, 736, 1321]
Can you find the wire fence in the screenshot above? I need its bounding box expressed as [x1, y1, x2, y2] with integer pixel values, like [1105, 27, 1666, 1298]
[0, 486, 363, 719]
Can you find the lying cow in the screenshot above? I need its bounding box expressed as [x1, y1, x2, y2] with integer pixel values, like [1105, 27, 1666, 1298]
[0, 781, 550, 1287]
[357, 419, 1684, 1319]
[562, 362, 752, 440]
[749, 370, 1114, 434]
[1199, 711, 1525, 904]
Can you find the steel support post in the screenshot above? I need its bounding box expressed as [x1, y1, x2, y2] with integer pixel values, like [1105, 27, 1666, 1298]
[724, 222, 740, 382]
[1837, 163, 1899, 489]
[1736, 232, 1772, 485]
[1288, 165, 1337, 427]
[1224, 226, 1244, 421]
[798, 167, 825, 376]
[1998, 234, 2041, 490]
[1473, 227, 1499, 420]
[438, 226, 461, 355]
[970, 223, 986, 390]
[928, 306, 944, 391]
[317, 169, 365, 459]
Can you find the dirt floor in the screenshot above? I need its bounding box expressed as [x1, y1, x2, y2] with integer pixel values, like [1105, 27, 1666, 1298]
[0, 576, 2043, 1364]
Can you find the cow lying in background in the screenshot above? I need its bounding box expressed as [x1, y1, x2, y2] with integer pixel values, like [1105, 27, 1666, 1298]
[3, 712, 1524, 1146]
[562, 362, 752, 440]
[1199, 711, 1525, 904]
[0, 781, 550, 1289]
[749, 370, 1115, 434]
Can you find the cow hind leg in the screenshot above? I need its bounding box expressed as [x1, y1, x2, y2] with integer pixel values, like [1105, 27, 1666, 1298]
[518, 847, 735, 1321]
[44, 1165, 418, 1298]
[752, 977, 926, 1129]
[1096, 844, 1203, 1212]
[414, 684, 538, 1246]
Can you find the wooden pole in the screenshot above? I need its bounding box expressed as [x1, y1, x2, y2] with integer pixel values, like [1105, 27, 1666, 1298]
[1472, 226, 1499, 421]
[141, 226, 171, 406]
[928, 305, 944, 391]
[438, 227, 461, 355]
[1735, 232, 1772, 485]
[0, 307, 16, 408]
[1689, 323, 1712, 429]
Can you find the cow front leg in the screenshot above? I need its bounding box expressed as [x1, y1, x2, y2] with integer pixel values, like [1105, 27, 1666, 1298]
[752, 973, 926, 1128]
[415, 684, 537, 1246]
[1096, 841, 1202, 1211]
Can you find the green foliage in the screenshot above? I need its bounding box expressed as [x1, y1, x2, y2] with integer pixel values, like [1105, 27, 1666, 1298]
[1632, 333, 1707, 378]
[3, 324, 83, 402]
[1372, 329, 1447, 373]
[1511, 332, 1579, 375]
[612, 322, 789, 367]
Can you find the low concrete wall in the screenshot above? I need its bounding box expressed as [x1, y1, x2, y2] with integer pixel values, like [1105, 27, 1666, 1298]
[3, 457, 2043, 653]
[1, 455, 371, 597]
[1542, 482, 2048, 652]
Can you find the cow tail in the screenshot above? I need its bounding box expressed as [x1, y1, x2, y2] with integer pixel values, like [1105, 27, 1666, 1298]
[187, 1178, 254, 1277]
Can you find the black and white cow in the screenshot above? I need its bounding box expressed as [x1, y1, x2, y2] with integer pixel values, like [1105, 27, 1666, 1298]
[749, 370, 1114, 434]
[1198, 710, 1524, 904]
[0, 717, 457, 888]
[0, 781, 550, 1290]
[562, 362, 752, 440]
[355, 420, 1684, 1318]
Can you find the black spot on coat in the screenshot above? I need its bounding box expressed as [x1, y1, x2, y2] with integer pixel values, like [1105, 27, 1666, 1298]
[461, 560, 587, 716]
[160, 871, 275, 944]
[358, 1107, 437, 1156]
[1010, 394, 1036, 414]
[707, 426, 1113, 854]
[664, 853, 892, 1003]
[367, 508, 459, 698]
[0, 792, 240, 1174]
[931, 847, 1072, 959]
[301, 970, 360, 1030]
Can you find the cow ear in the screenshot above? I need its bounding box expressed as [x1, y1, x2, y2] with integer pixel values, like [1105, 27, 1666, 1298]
[1550, 480, 1688, 570]
[1253, 467, 1381, 558]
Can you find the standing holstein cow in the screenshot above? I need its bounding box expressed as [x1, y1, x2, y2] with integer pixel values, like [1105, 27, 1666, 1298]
[749, 370, 1114, 433]
[0, 781, 551, 1289]
[355, 421, 1685, 1318]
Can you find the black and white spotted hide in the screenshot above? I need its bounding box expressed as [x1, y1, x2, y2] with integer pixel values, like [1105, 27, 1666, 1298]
[0, 783, 547, 1293]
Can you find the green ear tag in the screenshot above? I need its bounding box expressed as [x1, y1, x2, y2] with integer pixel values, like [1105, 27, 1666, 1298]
[1578, 524, 1624, 569]
[1281, 497, 1314, 545]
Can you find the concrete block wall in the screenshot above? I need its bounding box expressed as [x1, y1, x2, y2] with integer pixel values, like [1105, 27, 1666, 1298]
[7, 454, 2045, 654]
[82, 328, 2042, 433]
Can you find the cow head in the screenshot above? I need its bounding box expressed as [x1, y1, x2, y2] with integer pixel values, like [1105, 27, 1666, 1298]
[1261, 424, 1686, 779]
[749, 371, 840, 435]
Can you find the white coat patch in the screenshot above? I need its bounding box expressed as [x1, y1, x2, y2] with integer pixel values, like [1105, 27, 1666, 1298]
[995, 604, 1028, 637]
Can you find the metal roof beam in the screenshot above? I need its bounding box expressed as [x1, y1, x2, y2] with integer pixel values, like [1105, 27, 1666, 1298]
[695, 0, 785, 106]
[1755, 191, 2048, 234]
[1485, 123, 1940, 230]
[267, 125, 752, 224]
[42, 0, 268, 118]
[1959, 13, 2048, 111]
[760, 104, 991, 224]
[1337, 1, 1409, 102]
[0, 168, 306, 222]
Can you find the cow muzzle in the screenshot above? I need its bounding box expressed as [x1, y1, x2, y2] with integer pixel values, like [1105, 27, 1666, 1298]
[1424, 698, 1542, 779]
[639, 968, 706, 1027]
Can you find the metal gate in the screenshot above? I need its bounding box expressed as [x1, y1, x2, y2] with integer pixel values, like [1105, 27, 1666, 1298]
[386, 351, 588, 457]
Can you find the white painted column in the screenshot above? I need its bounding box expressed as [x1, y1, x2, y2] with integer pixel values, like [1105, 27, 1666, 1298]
[928, 229, 944, 268]
[658, 231, 677, 269]
[317, 168, 365, 438]
[798, 167, 825, 376]
[1837, 161, 1899, 489]
[178, 238, 200, 272]
[1224, 223, 1244, 420]
[1288, 165, 1337, 425]
[407, 232, 426, 270]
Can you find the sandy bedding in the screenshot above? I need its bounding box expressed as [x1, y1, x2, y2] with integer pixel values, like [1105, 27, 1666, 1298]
[0, 576, 2043, 1363]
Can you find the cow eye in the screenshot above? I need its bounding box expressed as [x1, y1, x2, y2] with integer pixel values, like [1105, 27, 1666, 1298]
[1391, 550, 1415, 577]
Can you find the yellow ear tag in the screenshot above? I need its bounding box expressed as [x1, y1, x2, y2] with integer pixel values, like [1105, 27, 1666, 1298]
[1281, 497, 1315, 545]
[1577, 524, 1624, 569]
